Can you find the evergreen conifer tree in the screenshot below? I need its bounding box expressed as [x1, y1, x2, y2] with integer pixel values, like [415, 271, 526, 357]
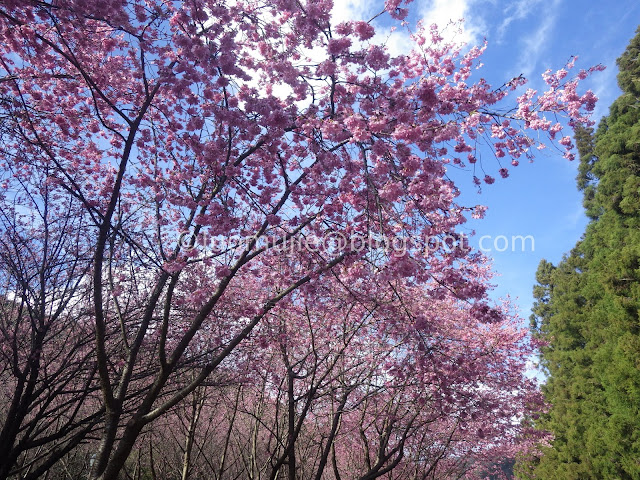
[519, 26, 640, 480]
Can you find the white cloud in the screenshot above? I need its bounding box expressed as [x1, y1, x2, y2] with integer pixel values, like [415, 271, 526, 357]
[330, 0, 378, 25]
[330, 0, 414, 57]
[369, 26, 413, 57]
[418, 0, 486, 47]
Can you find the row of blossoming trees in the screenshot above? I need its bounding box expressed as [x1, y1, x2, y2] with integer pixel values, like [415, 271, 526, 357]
[0, 0, 601, 479]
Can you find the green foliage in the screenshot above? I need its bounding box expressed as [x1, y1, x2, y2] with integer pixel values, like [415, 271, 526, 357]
[518, 26, 640, 479]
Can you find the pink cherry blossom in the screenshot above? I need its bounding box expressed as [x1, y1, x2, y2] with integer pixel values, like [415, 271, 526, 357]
[0, 1, 601, 479]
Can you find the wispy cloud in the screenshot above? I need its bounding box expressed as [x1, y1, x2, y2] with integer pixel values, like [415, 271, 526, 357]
[589, 62, 618, 121]
[512, 0, 561, 79]
[496, 0, 545, 42]
[564, 199, 587, 230]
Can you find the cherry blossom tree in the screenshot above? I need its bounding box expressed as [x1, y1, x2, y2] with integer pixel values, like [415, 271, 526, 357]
[0, 0, 601, 479]
[0, 169, 102, 479]
[236, 267, 545, 480]
[120, 271, 544, 480]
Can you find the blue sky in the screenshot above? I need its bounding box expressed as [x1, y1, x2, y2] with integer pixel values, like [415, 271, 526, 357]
[349, 0, 639, 321]
[437, 0, 639, 320]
